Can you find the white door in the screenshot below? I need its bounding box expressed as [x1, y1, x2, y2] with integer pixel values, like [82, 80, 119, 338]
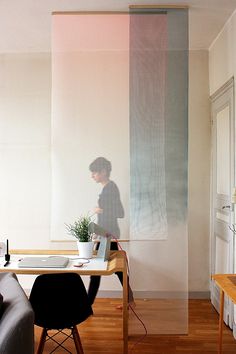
[211, 77, 235, 328]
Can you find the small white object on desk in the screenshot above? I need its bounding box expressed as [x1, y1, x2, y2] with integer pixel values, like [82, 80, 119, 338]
[69, 256, 108, 270]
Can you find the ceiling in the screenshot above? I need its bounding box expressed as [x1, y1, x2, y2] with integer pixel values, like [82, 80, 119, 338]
[0, 0, 236, 52]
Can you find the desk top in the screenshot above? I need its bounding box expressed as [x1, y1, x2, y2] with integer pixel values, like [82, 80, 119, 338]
[0, 250, 126, 276]
[212, 274, 236, 304]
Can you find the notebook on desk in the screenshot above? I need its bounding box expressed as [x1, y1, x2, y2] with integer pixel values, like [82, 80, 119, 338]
[18, 256, 69, 268]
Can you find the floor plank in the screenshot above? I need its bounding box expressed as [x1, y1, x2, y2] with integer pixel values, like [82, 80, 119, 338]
[34, 299, 236, 353]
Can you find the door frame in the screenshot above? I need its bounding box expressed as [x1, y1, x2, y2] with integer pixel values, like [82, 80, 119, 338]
[210, 76, 235, 328]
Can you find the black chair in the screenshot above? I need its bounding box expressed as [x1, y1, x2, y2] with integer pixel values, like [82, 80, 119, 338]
[29, 273, 93, 354]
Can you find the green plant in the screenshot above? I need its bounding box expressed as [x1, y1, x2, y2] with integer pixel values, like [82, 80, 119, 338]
[66, 215, 93, 242]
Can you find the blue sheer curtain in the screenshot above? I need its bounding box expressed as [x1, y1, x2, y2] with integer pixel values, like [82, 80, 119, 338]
[129, 7, 188, 334]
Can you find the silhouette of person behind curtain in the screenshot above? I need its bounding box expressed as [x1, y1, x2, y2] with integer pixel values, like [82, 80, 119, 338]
[87, 157, 134, 306]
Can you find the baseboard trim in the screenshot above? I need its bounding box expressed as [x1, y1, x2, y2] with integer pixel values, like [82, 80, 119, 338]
[188, 291, 210, 299]
[96, 290, 210, 299]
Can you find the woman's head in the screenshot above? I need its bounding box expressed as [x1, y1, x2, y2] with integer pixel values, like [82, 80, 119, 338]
[89, 157, 112, 183]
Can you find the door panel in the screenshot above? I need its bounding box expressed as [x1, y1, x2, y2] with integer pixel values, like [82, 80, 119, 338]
[216, 106, 230, 195]
[211, 77, 234, 328]
[215, 236, 230, 274]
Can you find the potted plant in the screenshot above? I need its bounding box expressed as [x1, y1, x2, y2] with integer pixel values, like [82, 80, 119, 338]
[66, 215, 94, 258]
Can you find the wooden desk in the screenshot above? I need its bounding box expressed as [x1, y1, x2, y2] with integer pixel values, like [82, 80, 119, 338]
[212, 274, 236, 354]
[0, 249, 128, 354]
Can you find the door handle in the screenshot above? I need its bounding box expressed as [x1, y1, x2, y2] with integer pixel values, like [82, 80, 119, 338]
[222, 205, 231, 209]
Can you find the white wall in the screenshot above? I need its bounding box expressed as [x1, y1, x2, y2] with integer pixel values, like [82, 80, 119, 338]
[209, 11, 236, 95]
[0, 49, 210, 295]
[0, 53, 52, 249]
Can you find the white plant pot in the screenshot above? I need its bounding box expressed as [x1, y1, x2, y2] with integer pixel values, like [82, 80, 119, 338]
[77, 241, 94, 259]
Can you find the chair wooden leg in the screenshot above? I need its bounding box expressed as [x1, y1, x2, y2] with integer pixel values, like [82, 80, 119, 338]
[36, 328, 47, 354]
[72, 326, 84, 354]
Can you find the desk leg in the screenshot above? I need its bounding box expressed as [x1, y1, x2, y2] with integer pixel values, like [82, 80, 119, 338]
[218, 289, 224, 354]
[123, 259, 128, 354]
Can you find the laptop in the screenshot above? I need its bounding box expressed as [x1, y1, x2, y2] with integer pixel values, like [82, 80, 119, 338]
[18, 256, 69, 268]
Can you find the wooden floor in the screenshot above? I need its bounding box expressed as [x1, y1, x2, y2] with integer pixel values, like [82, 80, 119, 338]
[34, 298, 236, 353]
